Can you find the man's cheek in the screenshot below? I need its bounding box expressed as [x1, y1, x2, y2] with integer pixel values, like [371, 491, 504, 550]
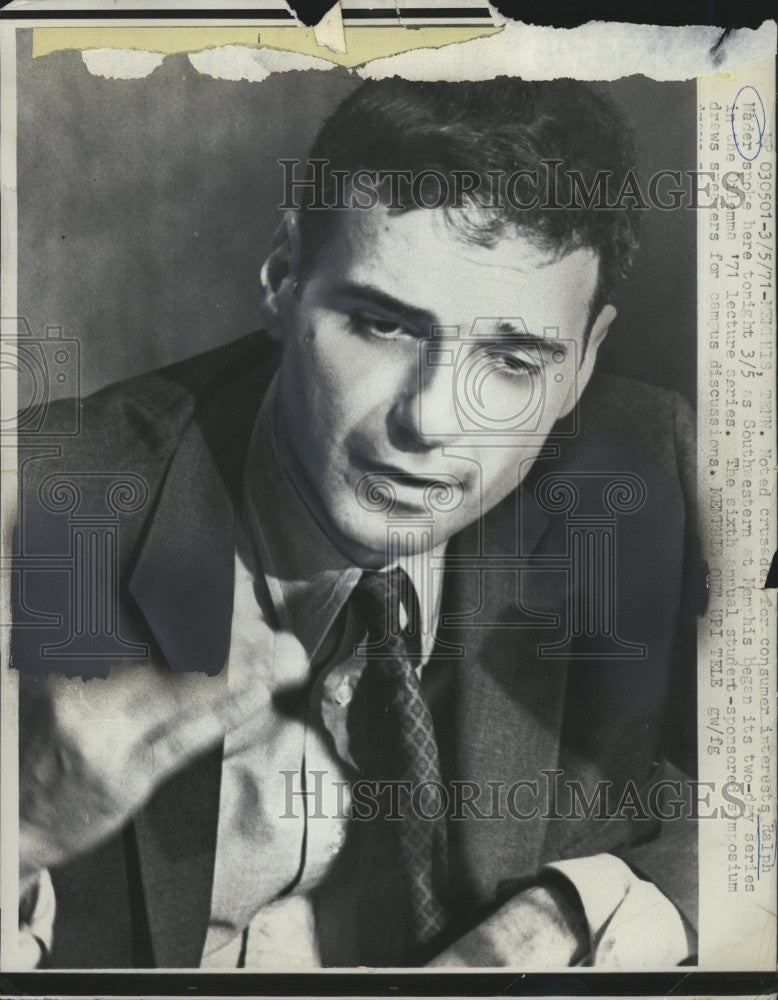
[478, 457, 528, 512]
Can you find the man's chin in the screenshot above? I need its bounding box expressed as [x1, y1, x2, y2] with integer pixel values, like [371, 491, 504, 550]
[329, 515, 455, 568]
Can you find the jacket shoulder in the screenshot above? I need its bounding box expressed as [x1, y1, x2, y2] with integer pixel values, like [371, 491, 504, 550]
[581, 372, 693, 431]
[577, 372, 695, 470]
[22, 332, 279, 472]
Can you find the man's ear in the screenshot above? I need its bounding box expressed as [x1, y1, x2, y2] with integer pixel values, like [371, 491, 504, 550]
[558, 304, 616, 418]
[259, 210, 302, 343]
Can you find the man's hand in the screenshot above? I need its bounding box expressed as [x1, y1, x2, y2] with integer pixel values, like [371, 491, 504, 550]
[18, 634, 306, 889]
[426, 883, 589, 968]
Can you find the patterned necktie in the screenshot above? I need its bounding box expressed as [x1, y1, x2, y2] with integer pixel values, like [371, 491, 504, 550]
[348, 566, 448, 964]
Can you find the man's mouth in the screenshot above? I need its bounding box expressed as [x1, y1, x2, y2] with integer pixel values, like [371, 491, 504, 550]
[350, 454, 469, 521]
[351, 454, 447, 490]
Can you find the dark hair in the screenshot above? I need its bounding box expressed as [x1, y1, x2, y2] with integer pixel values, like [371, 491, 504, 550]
[298, 77, 641, 329]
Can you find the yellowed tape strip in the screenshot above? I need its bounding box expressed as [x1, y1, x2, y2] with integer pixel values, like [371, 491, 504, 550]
[32, 25, 501, 67]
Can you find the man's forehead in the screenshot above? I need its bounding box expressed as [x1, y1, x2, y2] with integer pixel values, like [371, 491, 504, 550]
[338, 205, 549, 260]
[309, 206, 600, 331]
[319, 206, 594, 275]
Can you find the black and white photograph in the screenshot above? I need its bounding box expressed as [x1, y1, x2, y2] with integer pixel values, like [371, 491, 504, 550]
[1, 2, 775, 986]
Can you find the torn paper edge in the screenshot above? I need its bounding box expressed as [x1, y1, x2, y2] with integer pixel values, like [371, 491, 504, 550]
[25, 16, 778, 83]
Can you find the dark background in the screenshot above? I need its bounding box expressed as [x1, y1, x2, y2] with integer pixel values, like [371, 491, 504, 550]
[17, 30, 697, 406]
[291, 0, 773, 28]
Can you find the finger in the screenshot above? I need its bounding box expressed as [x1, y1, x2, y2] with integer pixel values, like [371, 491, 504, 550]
[140, 681, 272, 784]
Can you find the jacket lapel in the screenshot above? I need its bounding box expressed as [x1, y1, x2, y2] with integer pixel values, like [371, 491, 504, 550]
[125, 361, 275, 966]
[128, 415, 237, 675]
[132, 744, 224, 967]
[127, 338, 280, 674]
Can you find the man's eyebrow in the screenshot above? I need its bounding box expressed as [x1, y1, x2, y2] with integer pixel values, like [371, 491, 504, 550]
[329, 281, 436, 325]
[495, 322, 568, 352]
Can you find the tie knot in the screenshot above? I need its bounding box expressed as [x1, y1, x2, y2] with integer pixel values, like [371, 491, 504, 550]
[352, 566, 421, 659]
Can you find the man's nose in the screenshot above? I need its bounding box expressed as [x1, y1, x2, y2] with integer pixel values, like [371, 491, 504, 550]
[389, 354, 460, 452]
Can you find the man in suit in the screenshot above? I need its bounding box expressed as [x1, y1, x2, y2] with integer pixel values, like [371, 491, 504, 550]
[15, 78, 702, 969]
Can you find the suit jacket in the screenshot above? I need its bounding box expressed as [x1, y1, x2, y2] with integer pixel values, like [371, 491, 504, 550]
[13, 332, 703, 968]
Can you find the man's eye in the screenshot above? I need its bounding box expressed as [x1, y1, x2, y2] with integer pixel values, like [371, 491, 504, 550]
[351, 313, 414, 340]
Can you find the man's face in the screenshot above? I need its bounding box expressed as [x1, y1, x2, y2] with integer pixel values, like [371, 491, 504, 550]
[270, 206, 611, 567]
